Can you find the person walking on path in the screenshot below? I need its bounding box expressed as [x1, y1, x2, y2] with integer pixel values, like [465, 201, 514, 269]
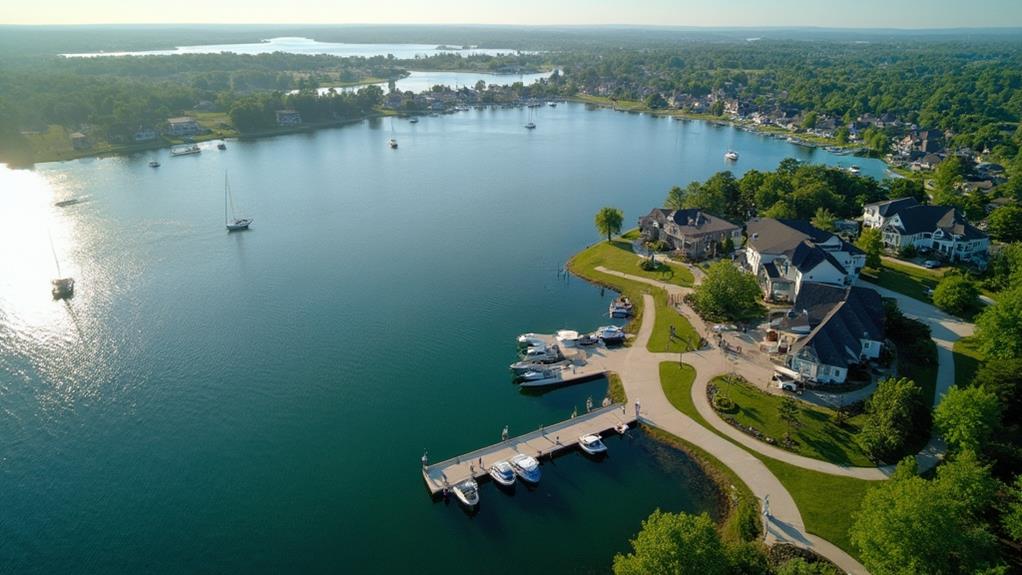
[635, 400, 641, 420]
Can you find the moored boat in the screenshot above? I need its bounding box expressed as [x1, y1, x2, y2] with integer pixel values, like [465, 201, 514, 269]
[452, 479, 480, 507]
[597, 325, 626, 344]
[517, 333, 545, 348]
[389, 138, 398, 149]
[578, 434, 608, 455]
[614, 423, 629, 434]
[148, 160, 160, 168]
[171, 144, 200, 156]
[223, 173, 252, 231]
[51, 277, 74, 300]
[510, 454, 541, 483]
[577, 333, 599, 346]
[217, 141, 227, 150]
[724, 150, 739, 161]
[555, 329, 580, 347]
[488, 461, 516, 487]
[609, 296, 634, 318]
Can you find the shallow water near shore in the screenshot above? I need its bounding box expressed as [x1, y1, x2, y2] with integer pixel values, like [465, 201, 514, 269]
[0, 103, 888, 573]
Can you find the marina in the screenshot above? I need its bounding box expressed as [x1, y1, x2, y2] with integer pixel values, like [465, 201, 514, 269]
[422, 403, 636, 495]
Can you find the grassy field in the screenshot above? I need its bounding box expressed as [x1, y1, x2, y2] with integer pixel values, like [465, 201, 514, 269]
[861, 259, 945, 303]
[714, 377, 873, 467]
[567, 238, 699, 352]
[953, 336, 985, 387]
[658, 362, 872, 558]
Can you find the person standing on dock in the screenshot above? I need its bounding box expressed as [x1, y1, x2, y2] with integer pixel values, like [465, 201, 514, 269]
[635, 400, 641, 420]
[502, 425, 509, 441]
[421, 450, 429, 469]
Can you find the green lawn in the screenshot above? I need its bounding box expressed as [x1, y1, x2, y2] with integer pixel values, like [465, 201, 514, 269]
[953, 336, 985, 387]
[898, 338, 939, 406]
[659, 362, 872, 558]
[861, 260, 945, 303]
[568, 238, 699, 352]
[713, 377, 873, 467]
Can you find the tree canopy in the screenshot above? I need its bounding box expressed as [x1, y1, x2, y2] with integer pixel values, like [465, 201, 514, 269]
[856, 377, 930, 463]
[689, 260, 762, 321]
[595, 207, 625, 242]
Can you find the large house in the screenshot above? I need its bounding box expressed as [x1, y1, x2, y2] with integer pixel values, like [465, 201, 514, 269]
[781, 283, 886, 384]
[745, 218, 865, 302]
[862, 198, 989, 263]
[638, 208, 742, 260]
[275, 110, 302, 126]
[165, 116, 201, 137]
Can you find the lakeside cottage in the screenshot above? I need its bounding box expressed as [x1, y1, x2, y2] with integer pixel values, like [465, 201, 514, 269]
[638, 208, 742, 260]
[744, 218, 865, 303]
[778, 283, 886, 385]
[165, 116, 201, 137]
[862, 198, 989, 263]
[275, 110, 302, 126]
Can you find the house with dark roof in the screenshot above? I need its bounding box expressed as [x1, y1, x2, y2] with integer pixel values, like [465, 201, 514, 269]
[639, 208, 742, 260]
[782, 284, 886, 384]
[862, 197, 921, 229]
[863, 199, 989, 263]
[745, 218, 865, 302]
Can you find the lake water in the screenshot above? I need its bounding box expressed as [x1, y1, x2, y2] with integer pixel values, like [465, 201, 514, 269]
[0, 104, 888, 574]
[323, 70, 553, 95]
[62, 37, 522, 59]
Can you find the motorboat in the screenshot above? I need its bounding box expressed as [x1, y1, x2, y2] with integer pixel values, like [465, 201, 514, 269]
[724, 150, 739, 161]
[389, 138, 398, 149]
[452, 479, 480, 507]
[54, 198, 83, 208]
[510, 454, 541, 483]
[51, 277, 74, 300]
[609, 296, 634, 318]
[171, 144, 200, 156]
[848, 165, 861, 175]
[577, 333, 599, 347]
[148, 160, 160, 168]
[548, 102, 557, 107]
[521, 345, 560, 363]
[519, 367, 566, 388]
[488, 461, 516, 487]
[519, 368, 555, 382]
[578, 434, 608, 455]
[517, 333, 545, 348]
[555, 330, 580, 347]
[524, 122, 536, 129]
[597, 325, 626, 344]
[614, 423, 629, 434]
[409, 117, 419, 123]
[217, 141, 227, 150]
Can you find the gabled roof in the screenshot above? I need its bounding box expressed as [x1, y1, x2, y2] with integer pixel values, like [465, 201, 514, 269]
[887, 205, 987, 240]
[643, 208, 740, 236]
[864, 197, 919, 217]
[789, 241, 845, 275]
[789, 285, 885, 368]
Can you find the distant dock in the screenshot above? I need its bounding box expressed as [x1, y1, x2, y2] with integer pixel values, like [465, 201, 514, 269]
[422, 403, 636, 495]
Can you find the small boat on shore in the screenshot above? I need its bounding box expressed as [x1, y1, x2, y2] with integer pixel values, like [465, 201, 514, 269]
[609, 296, 634, 318]
[579, 434, 608, 455]
[510, 454, 541, 483]
[488, 461, 516, 487]
[171, 144, 200, 156]
[452, 479, 479, 507]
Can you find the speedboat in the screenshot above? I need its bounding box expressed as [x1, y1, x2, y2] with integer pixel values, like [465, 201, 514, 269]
[519, 368, 554, 382]
[517, 333, 545, 348]
[519, 368, 565, 388]
[724, 150, 739, 161]
[452, 479, 479, 507]
[51, 277, 74, 300]
[524, 122, 536, 129]
[579, 434, 608, 455]
[409, 117, 419, 123]
[556, 330, 580, 347]
[848, 165, 861, 174]
[388, 138, 398, 149]
[609, 297, 634, 318]
[148, 160, 160, 168]
[597, 325, 626, 344]
[548, 102, 557, 107]
[171, 144, 200, 156]
[614, 423, 629, 434]
[217, 141, 227, 150]
[226, 218, 252, 231]
[488, 461, 516, 487]
[510, 454, 541, 483]
[577, 333, 599, 346]
[521, 345, 559, 363]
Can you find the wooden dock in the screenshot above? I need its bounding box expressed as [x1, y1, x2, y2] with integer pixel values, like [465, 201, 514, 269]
[421, 403, 636, 495]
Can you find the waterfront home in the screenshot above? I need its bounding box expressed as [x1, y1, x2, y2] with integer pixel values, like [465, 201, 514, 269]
[780, 283, 885, 385]
[638, 208, 742, 260]
[863, 197, 989, 263]
[70, 132, 90, 150]
[165, 116, 201, 137]
[275, 110, 302, 126]
[862, 197, 921, 229]
[133, 128, 157, 142]
[745, 218, 865, 303]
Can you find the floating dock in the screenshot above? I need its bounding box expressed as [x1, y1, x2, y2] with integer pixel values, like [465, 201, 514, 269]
[422, 403, 636, 495]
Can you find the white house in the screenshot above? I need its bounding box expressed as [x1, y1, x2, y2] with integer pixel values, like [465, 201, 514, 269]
[877, 206, 988, 264]
[862, 197, 920, 230]
[165, 116, 201, 136]
[783, 284, 886, 384]
[745, 218, 866, 303]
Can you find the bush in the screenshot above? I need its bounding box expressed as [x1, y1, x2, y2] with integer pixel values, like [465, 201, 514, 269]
[857, 377, 931, 463]
[713, 393, 737, 413]
[932, 274, 979, 316]
[898, 244, 918, 259]
[638, 258, 660, 271]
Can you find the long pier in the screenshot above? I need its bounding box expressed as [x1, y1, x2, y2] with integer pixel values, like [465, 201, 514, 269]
[422, 403, 636, 495]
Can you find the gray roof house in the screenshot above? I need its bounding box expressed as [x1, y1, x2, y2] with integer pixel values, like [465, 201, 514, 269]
[868, 201, 990, 263]
[745, 218, 866, 303]
[862, 197, 921, 230]
[785, 283, 886, 384]
[639, 208, 742, 260]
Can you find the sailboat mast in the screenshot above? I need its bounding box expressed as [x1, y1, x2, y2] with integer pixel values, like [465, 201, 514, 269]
[224, 173, 229, 225]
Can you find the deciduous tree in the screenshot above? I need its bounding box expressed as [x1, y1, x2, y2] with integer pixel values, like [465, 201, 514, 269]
[595, 207, 624, 242]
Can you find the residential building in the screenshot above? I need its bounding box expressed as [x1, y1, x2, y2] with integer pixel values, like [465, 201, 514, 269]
[862, 197, 920, 229]
[638, 208, 742, 260]
[882, 206, 989, 263]
[165, 116, 201, 137]
[70, 132, 90, 150]
[133, 128, 157, 142]
[745, 218, 865, 302]
[782, 284, 886, 384]
[275, 110, 302, 126]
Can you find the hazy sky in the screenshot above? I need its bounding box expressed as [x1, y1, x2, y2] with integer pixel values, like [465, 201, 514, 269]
[3, 0, 1022, 27]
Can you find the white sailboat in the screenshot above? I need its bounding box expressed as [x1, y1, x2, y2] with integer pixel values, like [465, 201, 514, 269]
[49, 231, 74, 299]
[224, 174, 252, 231]
[525, 106, 536, 129]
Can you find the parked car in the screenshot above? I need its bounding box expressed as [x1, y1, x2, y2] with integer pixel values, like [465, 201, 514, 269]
[712, 323, 738, 333]
[771, 373, 800, 393]
[922, 260, 941, 269]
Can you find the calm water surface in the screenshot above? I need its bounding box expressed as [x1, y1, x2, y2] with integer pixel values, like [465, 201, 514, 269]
[0, 104, 887, 574]
[63, 37, 522, 59]
[324, 70, 553, 95]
